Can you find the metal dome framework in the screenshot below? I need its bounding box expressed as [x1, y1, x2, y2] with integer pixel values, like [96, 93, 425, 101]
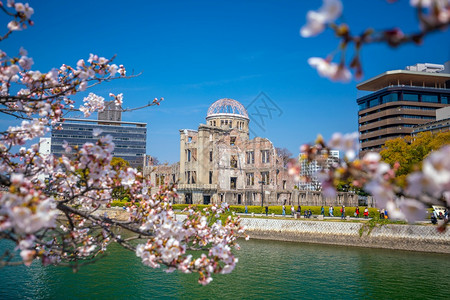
[206, 98, 249, 119]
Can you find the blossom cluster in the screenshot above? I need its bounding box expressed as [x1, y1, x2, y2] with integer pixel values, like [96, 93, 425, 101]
[289, 133, 450, 226]
[301, 0, 450, 81]
[135, 192, 246, 285]
[0, 2, 244, 284]
[4, 1, 34, 32]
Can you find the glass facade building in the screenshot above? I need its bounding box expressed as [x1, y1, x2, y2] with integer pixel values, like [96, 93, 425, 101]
[51, 118, 147, 168]
[356, 66, 450, 155]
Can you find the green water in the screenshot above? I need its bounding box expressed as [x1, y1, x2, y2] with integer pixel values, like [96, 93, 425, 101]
[0, 238, 449, 299]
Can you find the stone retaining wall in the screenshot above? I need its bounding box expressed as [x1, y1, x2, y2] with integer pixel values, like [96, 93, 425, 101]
[240, 218, 450, 254]
[88, 209, 450, 254]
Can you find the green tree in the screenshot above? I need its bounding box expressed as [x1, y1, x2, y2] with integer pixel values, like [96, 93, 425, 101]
[110, 157, 131, 200]
[381, 131, 450, 177]
[111, 157, 130, 170]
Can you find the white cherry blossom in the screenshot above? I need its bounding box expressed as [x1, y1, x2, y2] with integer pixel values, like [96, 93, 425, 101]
[300, 0, 343, 37]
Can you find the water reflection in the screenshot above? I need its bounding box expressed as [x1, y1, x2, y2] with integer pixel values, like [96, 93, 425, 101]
[1, 238, 449, 299]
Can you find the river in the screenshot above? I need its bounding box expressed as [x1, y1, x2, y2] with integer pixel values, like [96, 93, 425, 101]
[0, 238, 449, 299]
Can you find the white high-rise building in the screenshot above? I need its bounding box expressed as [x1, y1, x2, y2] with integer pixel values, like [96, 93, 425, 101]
[39, 137, 51, 155]
[298, 150, 339, 191]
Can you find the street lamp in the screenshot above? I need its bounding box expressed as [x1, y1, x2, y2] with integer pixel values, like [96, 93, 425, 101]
[259, 180, 265, 207]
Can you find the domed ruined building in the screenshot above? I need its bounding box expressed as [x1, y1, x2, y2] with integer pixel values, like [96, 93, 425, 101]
[145, 98, 295, 205]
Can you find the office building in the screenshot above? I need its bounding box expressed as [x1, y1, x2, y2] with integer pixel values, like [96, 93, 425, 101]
[356, 62, 450, 155]
[412, 106, 450, 135]
[51, 118, 146, 168]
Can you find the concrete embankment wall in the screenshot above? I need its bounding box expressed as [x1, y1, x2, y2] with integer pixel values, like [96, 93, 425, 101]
[91, 209, 450, 254]
[240, 218, 450, 254]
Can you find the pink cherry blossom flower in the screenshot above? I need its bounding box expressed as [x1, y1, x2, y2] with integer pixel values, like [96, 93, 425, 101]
[19, 56, 34, 70]
[397, 197, 427, 222]
[328, 132, 359, 160]
[92, 128, 103, 137]
[308, 57, 352, 82]
[300, 0, 343, 37]
[422, 145, 450, 192]
[20, 249, 35, 266]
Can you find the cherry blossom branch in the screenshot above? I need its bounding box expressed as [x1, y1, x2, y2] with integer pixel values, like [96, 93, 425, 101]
[289, 132, 450, 229]
[301, 0, 450, 81]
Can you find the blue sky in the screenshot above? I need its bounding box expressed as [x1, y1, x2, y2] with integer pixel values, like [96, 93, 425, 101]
[1, 0, 449, 163]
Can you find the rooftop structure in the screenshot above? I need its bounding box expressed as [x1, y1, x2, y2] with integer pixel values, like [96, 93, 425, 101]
[357, 62, 450, 154]
[98, 100, 122, 122]
[206, 98, 249, 119]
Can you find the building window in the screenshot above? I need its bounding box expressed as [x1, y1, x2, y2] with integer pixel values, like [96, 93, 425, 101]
[283, 180, 287, 190]
[382, 93, 398, 103]
[209, 151, 213, 162]
[192, 171, 196, 184]
[246, 173, 254, 186]
[187, 149, 191, 162]
[230, 155, 238, 168]
[261, 150, 270, 163]
[230, 177, 237, 189]
[187, 171, 190, 184]
[229, 121, 232, 128]
[442, 96, 450, 104]
[246, 151, 254, 164]
[421, 94, 438, 103]
[188, 136, 192, 143]
[209, 171, 213, 184]
[403, 93, 418, 101]
[358, 102, 367, 110]
[230, 137, 236, 146]
[368, 98, 379, 108]
[261, 172, 269, 184]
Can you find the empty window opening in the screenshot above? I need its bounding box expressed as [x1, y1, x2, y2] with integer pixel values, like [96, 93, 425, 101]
[230, 177, 237, 189]
[230, 155, 238, 168]
[261, 171, 269, 184]
[246, 172, 254, 186]
[246, 151, 254, 164]
[261, 150, 270, 163]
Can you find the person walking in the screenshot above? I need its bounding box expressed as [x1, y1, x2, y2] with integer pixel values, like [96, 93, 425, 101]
[297, 205, 302, 217]
[355, 207, 360, 218]
[245, 205, 248, 214]
[282, 205, 286, 216]
[341, 205, 345, 219]
[329, 206, 334, 217]
[265, 206, 269, 216]
[364, 207, 369, 219]
[291, 205, 295, 216]
[321, 206, 325, 216]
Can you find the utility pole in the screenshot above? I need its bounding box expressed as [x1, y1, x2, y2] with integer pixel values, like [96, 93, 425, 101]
[259, 180, 265, 207]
